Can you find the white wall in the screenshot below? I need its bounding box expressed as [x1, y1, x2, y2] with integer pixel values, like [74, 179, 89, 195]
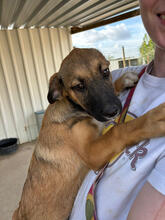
[0, 27, 72, 143]
[109, 59, 119, 71]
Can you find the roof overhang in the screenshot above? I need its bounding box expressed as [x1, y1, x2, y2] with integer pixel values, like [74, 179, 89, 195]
[0, 0, 140, 33]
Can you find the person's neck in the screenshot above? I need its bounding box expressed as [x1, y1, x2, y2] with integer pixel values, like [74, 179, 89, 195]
[152, 47, 165, 77]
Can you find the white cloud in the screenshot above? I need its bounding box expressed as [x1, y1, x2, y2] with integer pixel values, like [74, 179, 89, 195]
[101, 23, 131, 40]
[71, 17, 146, 59]
[72, 23, 131, 47]
[114, 43, 120, 49]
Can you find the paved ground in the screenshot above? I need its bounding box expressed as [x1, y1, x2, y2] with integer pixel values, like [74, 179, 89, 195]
[0, 141, 35, 220]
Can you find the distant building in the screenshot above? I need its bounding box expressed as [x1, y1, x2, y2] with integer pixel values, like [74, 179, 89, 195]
[109, 57, 140, 71]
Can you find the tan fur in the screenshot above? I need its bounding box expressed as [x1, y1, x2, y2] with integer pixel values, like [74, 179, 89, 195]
[13, 48, 165, 220]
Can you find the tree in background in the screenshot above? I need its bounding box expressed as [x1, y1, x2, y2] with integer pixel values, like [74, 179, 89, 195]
[139, 34, 155, 64]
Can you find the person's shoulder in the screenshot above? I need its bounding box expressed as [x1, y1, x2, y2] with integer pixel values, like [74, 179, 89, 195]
[111, 65, 147, 82]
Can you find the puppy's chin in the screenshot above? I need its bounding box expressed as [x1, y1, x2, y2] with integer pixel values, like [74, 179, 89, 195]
[85, 113, 107, 122]
[91, 112, 120, 122]
[103, 112, 120, 122]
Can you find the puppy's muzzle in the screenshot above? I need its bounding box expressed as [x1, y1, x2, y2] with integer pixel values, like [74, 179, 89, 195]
[102, 103, 121, 119]
[100, 93, 122, 120]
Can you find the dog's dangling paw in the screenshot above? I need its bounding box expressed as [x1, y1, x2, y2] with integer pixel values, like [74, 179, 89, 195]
[122, 72, 139, 88]
[114, 71, 139, 95]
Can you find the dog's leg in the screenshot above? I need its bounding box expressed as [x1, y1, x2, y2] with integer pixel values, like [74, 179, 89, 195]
[114, 72, 139, 95]
[71, 103, 165, 170]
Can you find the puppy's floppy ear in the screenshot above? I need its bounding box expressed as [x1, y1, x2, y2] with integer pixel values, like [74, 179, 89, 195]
[47, 73, 63, 104]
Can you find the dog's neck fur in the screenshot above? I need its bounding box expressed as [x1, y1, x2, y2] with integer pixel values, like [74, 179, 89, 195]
[35, 96, 103, 167]
[43, 97, 89, 124]
[35, 97, 90, 164]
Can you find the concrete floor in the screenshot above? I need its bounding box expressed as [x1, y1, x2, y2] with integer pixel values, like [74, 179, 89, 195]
[0, 141, 35, 220]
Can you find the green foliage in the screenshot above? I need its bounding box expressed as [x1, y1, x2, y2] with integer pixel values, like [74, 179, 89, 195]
[139, 34, 155, 64]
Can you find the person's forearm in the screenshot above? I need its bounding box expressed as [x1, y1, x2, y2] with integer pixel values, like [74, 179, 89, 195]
[127, 182, 165, 220]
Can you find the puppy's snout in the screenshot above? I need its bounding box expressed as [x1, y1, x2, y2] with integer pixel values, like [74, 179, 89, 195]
[103, 104, 121, 119]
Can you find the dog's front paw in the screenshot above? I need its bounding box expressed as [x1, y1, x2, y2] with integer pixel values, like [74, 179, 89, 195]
[122, 72, 139, 89]
[114, 71, 139, 95]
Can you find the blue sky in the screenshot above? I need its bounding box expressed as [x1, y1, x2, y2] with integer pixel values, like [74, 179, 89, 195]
[71, 15, 147, 59]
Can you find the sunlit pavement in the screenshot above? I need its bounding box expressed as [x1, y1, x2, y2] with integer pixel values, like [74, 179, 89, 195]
[0, 141, 35, 220]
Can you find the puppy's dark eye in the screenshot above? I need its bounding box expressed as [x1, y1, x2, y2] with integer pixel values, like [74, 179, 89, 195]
[103, 68, 110, 79]
[72, 82, 85, 92]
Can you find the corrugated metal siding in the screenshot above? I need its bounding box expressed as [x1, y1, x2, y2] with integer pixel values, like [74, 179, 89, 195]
[72, 0, 139, 27]
[0, 0, 139, 29]
[0, 27, 72, 143]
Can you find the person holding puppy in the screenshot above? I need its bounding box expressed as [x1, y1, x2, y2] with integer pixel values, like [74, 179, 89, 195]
[70, 0, 165, 219]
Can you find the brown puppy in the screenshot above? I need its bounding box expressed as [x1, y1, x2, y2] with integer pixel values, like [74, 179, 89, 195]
[13, 48, 165, 220]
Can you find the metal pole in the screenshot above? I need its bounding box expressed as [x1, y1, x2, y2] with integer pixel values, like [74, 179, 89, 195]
[122, 46, 126, 68]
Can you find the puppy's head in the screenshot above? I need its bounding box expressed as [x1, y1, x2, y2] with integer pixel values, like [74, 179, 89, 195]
[48, 48, 122, 122]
